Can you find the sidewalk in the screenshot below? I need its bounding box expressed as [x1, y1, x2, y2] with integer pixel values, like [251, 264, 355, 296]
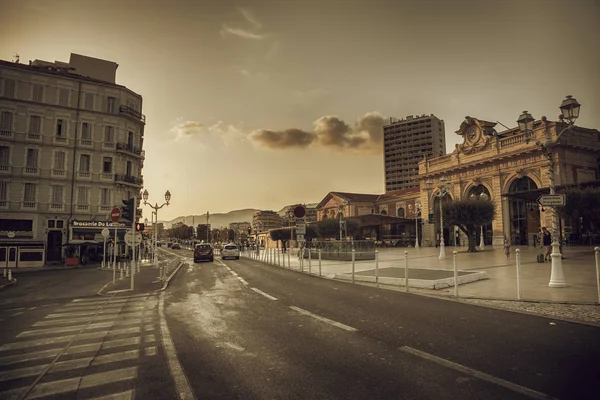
[243, 245, 600, 304]
[96, 258, 182, 296]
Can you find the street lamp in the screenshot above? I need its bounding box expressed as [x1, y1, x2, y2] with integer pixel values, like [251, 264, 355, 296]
[142, 189, 171, 278]
[516, 95, 581, 287]
[426, 178, 452, 259]
[338, 202, 346, 241]
[414, 201, 421, 249]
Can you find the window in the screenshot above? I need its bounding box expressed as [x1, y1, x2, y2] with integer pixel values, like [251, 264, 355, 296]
[104, 126, 114, 143]
[56, 119, 64, 136]
[85, 92, 94, 110]
[48, 220, 55, 228]
[29, 115, 41, 134]
[80, 154, 90, 172]
[51, 185, 63, 203]
[81, 122, 91, 140]
[56, 220, 64, 228]
[59, 88, 69, 106]
[3, 79, 16, 98]
[101, 188, 111, 205]
[1, 111, 13, 133]
[77, 187, 89, 204]
[0, 146, 9, 167]
[54, 151, 65, 170]
[32, 84, 44, 102]
[126, 161, 132, 176]
[103, 157, 112, 173]
[26, 149, 39, 168]
[24, 183, 36, 202]
[0, 181, 7, 201]
[107, 97, 116, 113]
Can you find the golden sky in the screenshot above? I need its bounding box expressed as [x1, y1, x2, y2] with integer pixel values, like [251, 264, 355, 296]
[2, 0, 599, 221]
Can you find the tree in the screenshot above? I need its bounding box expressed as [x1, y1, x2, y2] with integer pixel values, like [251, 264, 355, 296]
[559, 186, 600, 237]
[270, 228, 291, 248]
[443, 198, 496, 252]
[345, 219, 361, 239]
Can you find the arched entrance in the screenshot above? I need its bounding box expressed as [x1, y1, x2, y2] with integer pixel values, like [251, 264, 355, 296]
[508, 177, 540, 246]
[468, 185, 493, 246]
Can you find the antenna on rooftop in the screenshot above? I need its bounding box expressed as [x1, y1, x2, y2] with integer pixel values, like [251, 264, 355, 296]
[13, 54, 20, 64]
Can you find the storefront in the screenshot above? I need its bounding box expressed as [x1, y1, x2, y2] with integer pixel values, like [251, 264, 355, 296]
[68, 220, 131, 264]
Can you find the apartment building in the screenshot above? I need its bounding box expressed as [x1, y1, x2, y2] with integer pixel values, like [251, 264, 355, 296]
[252, 210, 283, 233]
[383, 114, 446, 191]
[0, 53, 145, 267]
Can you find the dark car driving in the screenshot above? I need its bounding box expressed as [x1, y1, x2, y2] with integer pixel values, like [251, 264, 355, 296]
[194, 243, 214, 263]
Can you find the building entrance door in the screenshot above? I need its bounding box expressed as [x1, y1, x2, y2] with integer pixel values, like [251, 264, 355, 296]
[46, 230, 63, 262]
[7, 247, 17, 268]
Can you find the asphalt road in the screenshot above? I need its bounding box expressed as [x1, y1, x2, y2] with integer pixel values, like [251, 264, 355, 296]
[164, 252, 600, 400]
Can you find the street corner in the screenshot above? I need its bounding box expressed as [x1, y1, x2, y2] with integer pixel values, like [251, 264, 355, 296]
[97, 265, 166, 297]
[0, 275, 17, 290]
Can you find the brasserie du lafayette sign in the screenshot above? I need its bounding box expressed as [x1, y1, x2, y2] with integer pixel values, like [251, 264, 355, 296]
[72, 221, 128, 228]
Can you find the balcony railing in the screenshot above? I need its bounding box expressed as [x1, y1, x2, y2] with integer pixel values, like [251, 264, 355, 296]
[50, 203, 64, 210]
[77, 204, 89, 211]
[52, 169, 66, 177]
[78, 171, 91, 179]
[119, 105, 146, 123]
[115, 173, 143, 186]
[116, 142, 143, 157]
[0, 129, 12, 137]
[22, 201, 37, 209]
[27, 133, 41, 140]
[24, 166, 39, 174]
[101, 172, 113, 180]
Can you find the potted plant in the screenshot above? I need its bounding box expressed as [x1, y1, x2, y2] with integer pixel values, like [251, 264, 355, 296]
[65, 245, 79, 266]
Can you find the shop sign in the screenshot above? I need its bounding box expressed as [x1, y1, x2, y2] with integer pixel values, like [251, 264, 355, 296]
[72, 220, 128, 228]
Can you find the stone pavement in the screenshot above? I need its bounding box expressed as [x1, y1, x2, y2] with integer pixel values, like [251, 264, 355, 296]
[96, 258, 182, 296]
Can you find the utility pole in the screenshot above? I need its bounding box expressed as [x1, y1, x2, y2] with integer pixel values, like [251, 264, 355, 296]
[207, 211, 210, 243]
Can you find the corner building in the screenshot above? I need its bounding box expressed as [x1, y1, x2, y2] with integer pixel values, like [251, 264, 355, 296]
[0, 54, 145, 268]
[384, 114, 446, 192]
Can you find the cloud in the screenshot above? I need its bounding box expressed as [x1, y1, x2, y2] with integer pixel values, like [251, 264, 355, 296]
[239, 8, 262, 30]
[170, 120, 204, 140]
[248, 112, 385, 153]
[265, 40, 281, 61]
[220, 25, 268, 40]
[249, 128, 316, 149]
[206, 121, 246, 146]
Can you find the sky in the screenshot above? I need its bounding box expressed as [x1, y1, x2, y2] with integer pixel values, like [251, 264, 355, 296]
[1, 0, 599, 221]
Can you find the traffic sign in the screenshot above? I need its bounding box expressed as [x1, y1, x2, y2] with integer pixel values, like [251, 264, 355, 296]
[537, 194, 566, 207]
[111, 207, 121, 222]
[124, 230, 142, 246]
[101, 228, 110, 238]
[293, 205, 306, 219]
[297, 234, 305, 242]
[296, 223, 306, 235]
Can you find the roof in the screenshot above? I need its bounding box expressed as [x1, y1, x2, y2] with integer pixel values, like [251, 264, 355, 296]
[378, 187, 420, 201]
[316, 192, 380, 209]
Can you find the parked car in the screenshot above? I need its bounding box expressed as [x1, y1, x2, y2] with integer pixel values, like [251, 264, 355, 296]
[194, 243, 214, 262]
[171, 243, 181, 250]
[221, 243, 240, 260]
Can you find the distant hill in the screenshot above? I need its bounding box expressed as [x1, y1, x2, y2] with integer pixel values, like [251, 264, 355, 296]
[161, 203, 320, 229]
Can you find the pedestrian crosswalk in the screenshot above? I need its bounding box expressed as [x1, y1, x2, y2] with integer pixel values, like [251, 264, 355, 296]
[0, 294, 160, 400]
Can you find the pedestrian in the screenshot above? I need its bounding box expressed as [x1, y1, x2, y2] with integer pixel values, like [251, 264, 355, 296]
[503, 235, 510, 260]
[541, 226, 552, 261]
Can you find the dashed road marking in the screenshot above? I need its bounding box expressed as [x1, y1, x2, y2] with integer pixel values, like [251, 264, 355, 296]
[251, 287, 278, 301]
[289, 306, 358, 332]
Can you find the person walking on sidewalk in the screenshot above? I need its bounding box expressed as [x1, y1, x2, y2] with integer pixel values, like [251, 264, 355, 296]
[503, 235, 510, 260]
[541, 226, 552, 261]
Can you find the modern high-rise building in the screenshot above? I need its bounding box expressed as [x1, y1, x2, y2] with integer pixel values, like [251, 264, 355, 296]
[0, 53, 145, 267]
[383, 114, 446, 192]
[252, 210, 283, 233]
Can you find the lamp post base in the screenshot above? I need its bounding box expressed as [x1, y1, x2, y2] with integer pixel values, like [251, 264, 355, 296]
[549, 242, 567, 287]
[439, 242, 446, 259]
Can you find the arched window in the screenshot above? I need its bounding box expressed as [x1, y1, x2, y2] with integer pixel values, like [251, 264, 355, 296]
[397, 208, 405, 218]
[381, 210, 388, 216]
[508, 176, 539, 246]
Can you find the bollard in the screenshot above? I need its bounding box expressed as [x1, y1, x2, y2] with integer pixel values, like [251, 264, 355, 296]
[352, 249, 356, 284]
[3, 267, 6, 277]
[595, 247, 600, 304]
[125, 262, 130, 278]
[277, 248, 280, 267]
[375, 250, 379, 288]
[308, 248, 312, 275]
[404, 251, 409, 293]
[8, 269, 12, 281]
[287, 250, 291, 270]
[300, 248, 304, 272]
[516, 248, 522, 300]
[453, 251, 458, 297]
[120, 268, 124, 279]
[318, 249, 322, 277]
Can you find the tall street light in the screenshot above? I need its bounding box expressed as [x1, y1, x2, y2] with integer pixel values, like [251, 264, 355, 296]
[426, 178, 452, 259]
[414, 201, 421, 249]
[517, 95, 581, 287]
[142, 189, 171, 277]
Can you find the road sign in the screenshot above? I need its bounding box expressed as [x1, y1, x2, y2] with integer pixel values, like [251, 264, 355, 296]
[296, 223, 306, 235]
[101, 228, 110, 238]
[293, 205, 306, 219]
[111, 207, 121, 222]
[297, 234, 305, 242]
[537, 194, 566, 207]
[124, 230, 142, 246]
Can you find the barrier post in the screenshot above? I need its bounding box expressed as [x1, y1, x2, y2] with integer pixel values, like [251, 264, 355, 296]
[287, 250, 291, 269]
[308, 248, 312, 275]
[352, 249, 356, 284]
[8, 269, 12, 281]
[318, 249, 322, 277]
[516, 249, 522, 300]
[375, 249, 379, 288]
[404, 250, 409, 293]
[453, 250, 458, 297]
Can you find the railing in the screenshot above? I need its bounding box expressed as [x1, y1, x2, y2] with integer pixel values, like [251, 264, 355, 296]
[27, 133, 41, 140]
[22, 201, 36, 209]
[0, 129, 12, 137]
[116, 142, 143, 156]
[499, 133, 526, 149]
[115, 173, 143, 186]
[119, 105, 146, 123]
[101, 173, 113, 180]
[54, 136, 67, 143]
[80, 139, 92, 146]
[24, 166, 39, 174]
[77, 205, 89, 211]
[78, 171, 91, 178]
[103, 142, 115, 149]
[0, 165, 9, 172]
[50, 203, 64, 210]
[0, 200, 7, 207]
[52, 169, 66, 177]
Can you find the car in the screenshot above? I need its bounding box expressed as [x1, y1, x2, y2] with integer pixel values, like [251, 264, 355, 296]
[194, 243, 214, 262]
[171, 243, 181, 250]
[221, 243, 240, 260]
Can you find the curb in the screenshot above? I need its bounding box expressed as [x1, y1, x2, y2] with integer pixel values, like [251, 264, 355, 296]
[0, 278, 18, 291]
[154, 262, 184, 292]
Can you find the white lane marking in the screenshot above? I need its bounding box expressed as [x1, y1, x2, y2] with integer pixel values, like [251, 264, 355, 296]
[4, 307, 26, 312]
[0, 363, 46, 382]
[289, 306, 358, 332]
[92, 349, 139, 365]
[88, 389, 135, 400]
[101, 337, 141, 349]
[34, 312, 141, 326]
[399, 346, 558, 400]
[27, 376, 80, 399]
[251, 287, 278, 301]
[145, 346, 157, 356]
[237, 277, 249, 285]
[18, 321, 115, 337]
[12, 312, 23, 316]
[159, 291, 196, 400]
[0, 331, 107, 351]
[0, 348, 60, 366]
[144, 334, 156, 343]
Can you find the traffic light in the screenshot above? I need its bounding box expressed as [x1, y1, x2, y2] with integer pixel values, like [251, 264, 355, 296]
[135, 223, 145, 232]
[247, 227, 251, 235]
[122, 198, 135, 222]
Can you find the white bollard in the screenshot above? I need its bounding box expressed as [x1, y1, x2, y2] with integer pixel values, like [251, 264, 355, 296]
[453, 251, 458, 297]
[8, 269, 12, 281]
[516, 248, 522, 300]
[3, 268, 6, 277]
[352, 249, 356, 284]
[120, 268, 124, 279]
[375, 249, 379, 288]
[404, 250, 409, 293]
[287, 250, 291, 270]
[318, 249, 322, 277]
[594, 247, 600, 304]
[277, 248, 280, 267]
[308, 248, 312, 275]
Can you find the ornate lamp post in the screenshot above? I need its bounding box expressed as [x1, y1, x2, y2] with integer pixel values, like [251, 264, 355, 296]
[414, 201, 421, 249]
[516, 95, 581, 287]
[426, 178, 452, 259]
[142, 189, 171, 276]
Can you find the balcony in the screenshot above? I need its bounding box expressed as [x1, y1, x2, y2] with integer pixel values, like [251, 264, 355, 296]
[24, 166, 39, 176]
[0, 129, 13, 138]
[115, 173, 143, 187]
[0, 165, 10, 174]
[103, 142, 115, 149]
[80, 139, 93, 147]
[78, 171, 91, 180]
[76, 204, 89, 211]
[51, 169, 67, 179]
[22, 201, 37, 210]
[53, 136, 68, 145]
[101, 172, 113, 181]
[119, 105, 146, 123]
[50, 203, 64, 211]
[27, 133, 41, 141]
[116, 142, 143, 158]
